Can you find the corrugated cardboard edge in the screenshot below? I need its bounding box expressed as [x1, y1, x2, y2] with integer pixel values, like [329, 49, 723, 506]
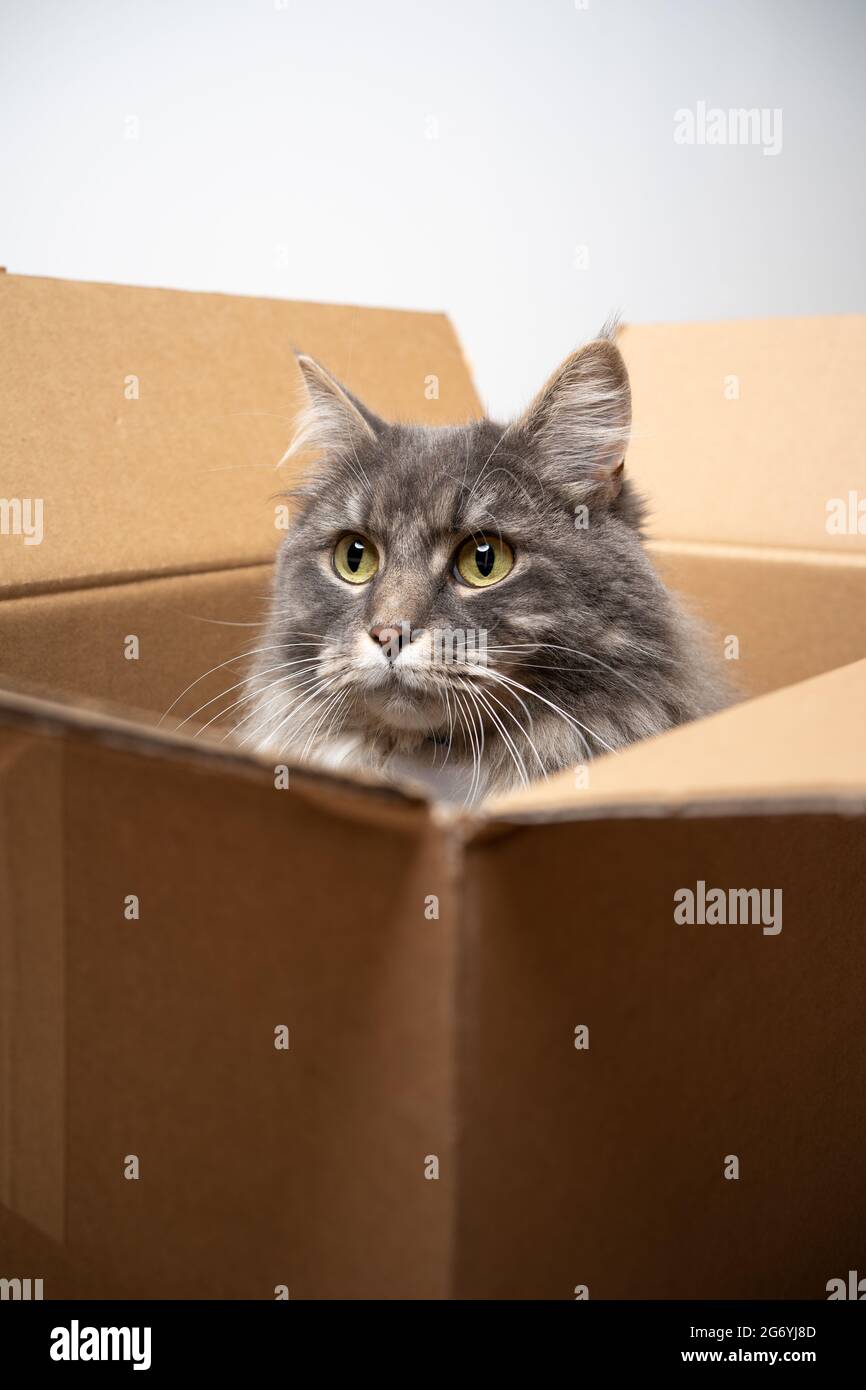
[459, 790, 866, 845]
[647, 538, 866, 567]
[0, 558, 275, 606]
[4, 674, 866, 842]
[0, 680, 431, 834]
[1, 267, 457, 324]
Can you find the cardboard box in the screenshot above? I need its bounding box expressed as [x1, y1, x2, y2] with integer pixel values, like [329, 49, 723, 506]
[1, 273, 865, 1299]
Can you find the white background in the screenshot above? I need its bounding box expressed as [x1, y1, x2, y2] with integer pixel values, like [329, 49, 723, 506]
[2, 0, 864, 418]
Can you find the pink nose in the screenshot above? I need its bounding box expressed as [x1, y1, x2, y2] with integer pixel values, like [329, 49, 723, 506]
[370, 622, 413, 656]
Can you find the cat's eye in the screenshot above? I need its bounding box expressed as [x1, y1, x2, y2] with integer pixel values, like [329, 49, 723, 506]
[454, 534, 515, 588]
[333, 533, 379, 584]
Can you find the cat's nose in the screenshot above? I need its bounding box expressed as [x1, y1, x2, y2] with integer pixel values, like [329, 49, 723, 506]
[370, 622, 414, 659]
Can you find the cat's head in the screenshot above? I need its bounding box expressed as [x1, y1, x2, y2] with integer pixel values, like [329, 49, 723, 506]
[250, 330, 716, 793]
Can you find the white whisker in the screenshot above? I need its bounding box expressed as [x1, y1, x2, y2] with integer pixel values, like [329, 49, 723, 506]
[483, 668, 615, 756]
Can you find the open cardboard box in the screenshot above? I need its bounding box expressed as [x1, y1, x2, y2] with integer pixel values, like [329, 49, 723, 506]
[1, 272, 865, 1299]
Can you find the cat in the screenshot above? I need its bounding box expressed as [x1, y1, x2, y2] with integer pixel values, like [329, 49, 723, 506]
[241, 327, 730, 801]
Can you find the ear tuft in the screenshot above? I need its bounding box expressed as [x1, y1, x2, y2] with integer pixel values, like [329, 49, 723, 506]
[510, 336, 631, 501]
[281, 355, 381, 465]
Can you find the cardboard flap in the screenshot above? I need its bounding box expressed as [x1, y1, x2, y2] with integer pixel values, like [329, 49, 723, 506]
[0, 716, 456, 1297]
[0, 274, 480, 599]
[622, 314, 866, 553]
[457, 805, 866, 1298]
[0, 677, 431, 821]
[489, 657, 866, 818]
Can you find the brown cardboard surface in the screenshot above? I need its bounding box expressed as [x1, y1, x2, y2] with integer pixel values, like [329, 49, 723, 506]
[650, 540, 866, 697]
[488, 657, 866, 818]
[0, 274, 481, 599]
[0, 723, 456, 1298]
[0, 563, 273, 721]
[2, 692, 866, 1299]
[622, 314, 866, 553]
[0, 1204, 125, 1300]
[456, 809, 866, 1298]
[0, 731, 65, 1245]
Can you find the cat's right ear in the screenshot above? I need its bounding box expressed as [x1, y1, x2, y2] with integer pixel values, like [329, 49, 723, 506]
[282, 354, 384, 462]
[506, 336, 631, 504]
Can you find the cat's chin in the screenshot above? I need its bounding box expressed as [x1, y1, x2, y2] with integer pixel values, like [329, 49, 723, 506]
[362, 685, 443, 734]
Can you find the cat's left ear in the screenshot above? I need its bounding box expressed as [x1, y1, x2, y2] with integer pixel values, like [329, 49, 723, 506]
[508, 337, 631, 503]
[283, 353, 384, 462]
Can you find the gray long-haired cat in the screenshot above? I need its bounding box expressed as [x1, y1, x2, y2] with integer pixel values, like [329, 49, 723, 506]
[243, 330, 729, 800]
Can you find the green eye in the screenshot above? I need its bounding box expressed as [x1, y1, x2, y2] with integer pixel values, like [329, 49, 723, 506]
[334, 533, 379, 584]
[454, 534, 514, 587]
